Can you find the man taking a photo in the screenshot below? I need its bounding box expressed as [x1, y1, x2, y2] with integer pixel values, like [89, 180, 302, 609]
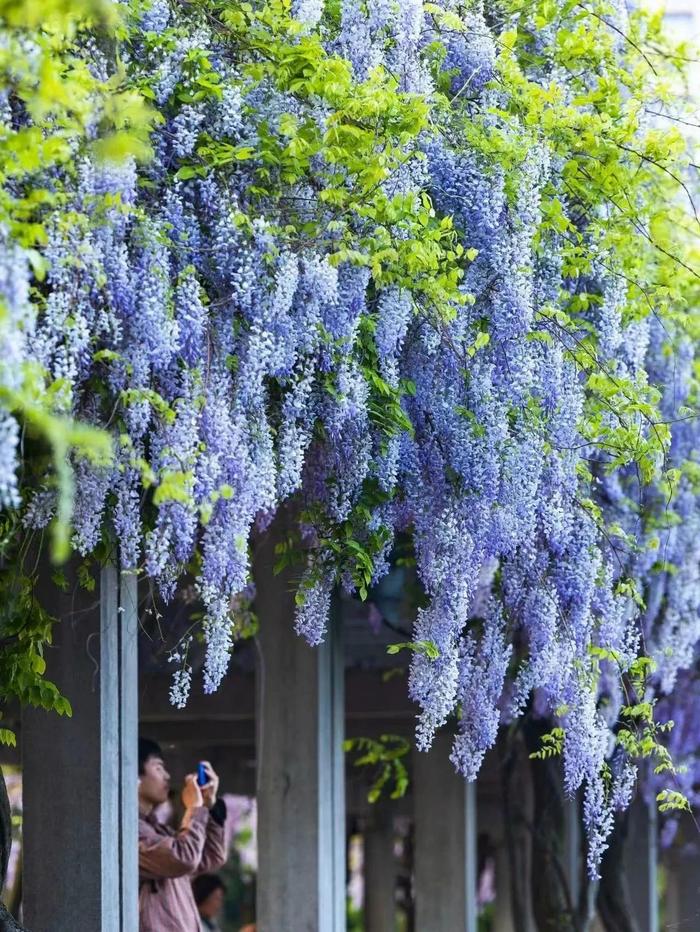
[138, 738, 229, 931]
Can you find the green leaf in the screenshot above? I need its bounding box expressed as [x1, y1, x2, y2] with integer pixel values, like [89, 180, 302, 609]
[387, 640, 439, 661]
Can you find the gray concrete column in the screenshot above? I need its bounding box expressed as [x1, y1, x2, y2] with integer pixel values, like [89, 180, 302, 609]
[678, 852, 700, 929]
[563, 795, 581, 904]
[254, 521, 345, 932]
[663, 837, 700, 929]
[413, 733, 477, 932]
[23, 562, 138, 932]
[477, 793, 516, 932]
[119, 570, 139, 932]
[493, 838, 515, 932]
[624, 797, 658, 932]
[364, 804, 396, 932]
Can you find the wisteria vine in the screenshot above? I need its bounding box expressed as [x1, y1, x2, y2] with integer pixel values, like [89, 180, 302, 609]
[1, 0, 699, 873]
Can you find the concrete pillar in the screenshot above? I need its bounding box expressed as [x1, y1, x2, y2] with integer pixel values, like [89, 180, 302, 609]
[413, 734, 477, 932]
[364, 804, 396, 932]
[563, 795, 601, 931]
[499, 737, 536, 932]
[678, 851, 700, 929]
[254, 521, 345, 932]
[119, 570, 139, 932]
[563, 795, 581, 904]
[664, 840, 700, 928]
[23, 563, 138, 932]
[492, 839, 515, 932]
[625, 797, 658, 932]
[477, 793, 515, 932]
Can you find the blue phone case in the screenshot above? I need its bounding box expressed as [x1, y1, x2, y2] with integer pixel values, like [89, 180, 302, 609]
[197, 762, 208, 787]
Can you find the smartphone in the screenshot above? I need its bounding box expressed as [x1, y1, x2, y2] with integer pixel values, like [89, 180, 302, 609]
[197, 762, 208, 787]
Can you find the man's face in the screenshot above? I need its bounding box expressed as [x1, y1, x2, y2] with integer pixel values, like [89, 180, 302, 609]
[139, 756, 170, 807]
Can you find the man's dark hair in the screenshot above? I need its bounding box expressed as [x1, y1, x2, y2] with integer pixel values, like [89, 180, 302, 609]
[192, 873, 226, 906]
[138, 737, 163, 775]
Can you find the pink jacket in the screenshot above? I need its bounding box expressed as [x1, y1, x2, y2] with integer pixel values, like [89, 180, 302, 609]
[138, 804, 228, 931]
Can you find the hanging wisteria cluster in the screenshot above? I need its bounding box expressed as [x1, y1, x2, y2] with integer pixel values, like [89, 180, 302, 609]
[1, 0, 699, 872]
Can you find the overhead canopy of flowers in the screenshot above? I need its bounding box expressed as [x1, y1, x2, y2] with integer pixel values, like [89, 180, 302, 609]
[1, 0, 699, 872]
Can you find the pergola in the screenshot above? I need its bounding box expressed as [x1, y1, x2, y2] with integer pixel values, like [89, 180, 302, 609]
[4, 529, 697, 931]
